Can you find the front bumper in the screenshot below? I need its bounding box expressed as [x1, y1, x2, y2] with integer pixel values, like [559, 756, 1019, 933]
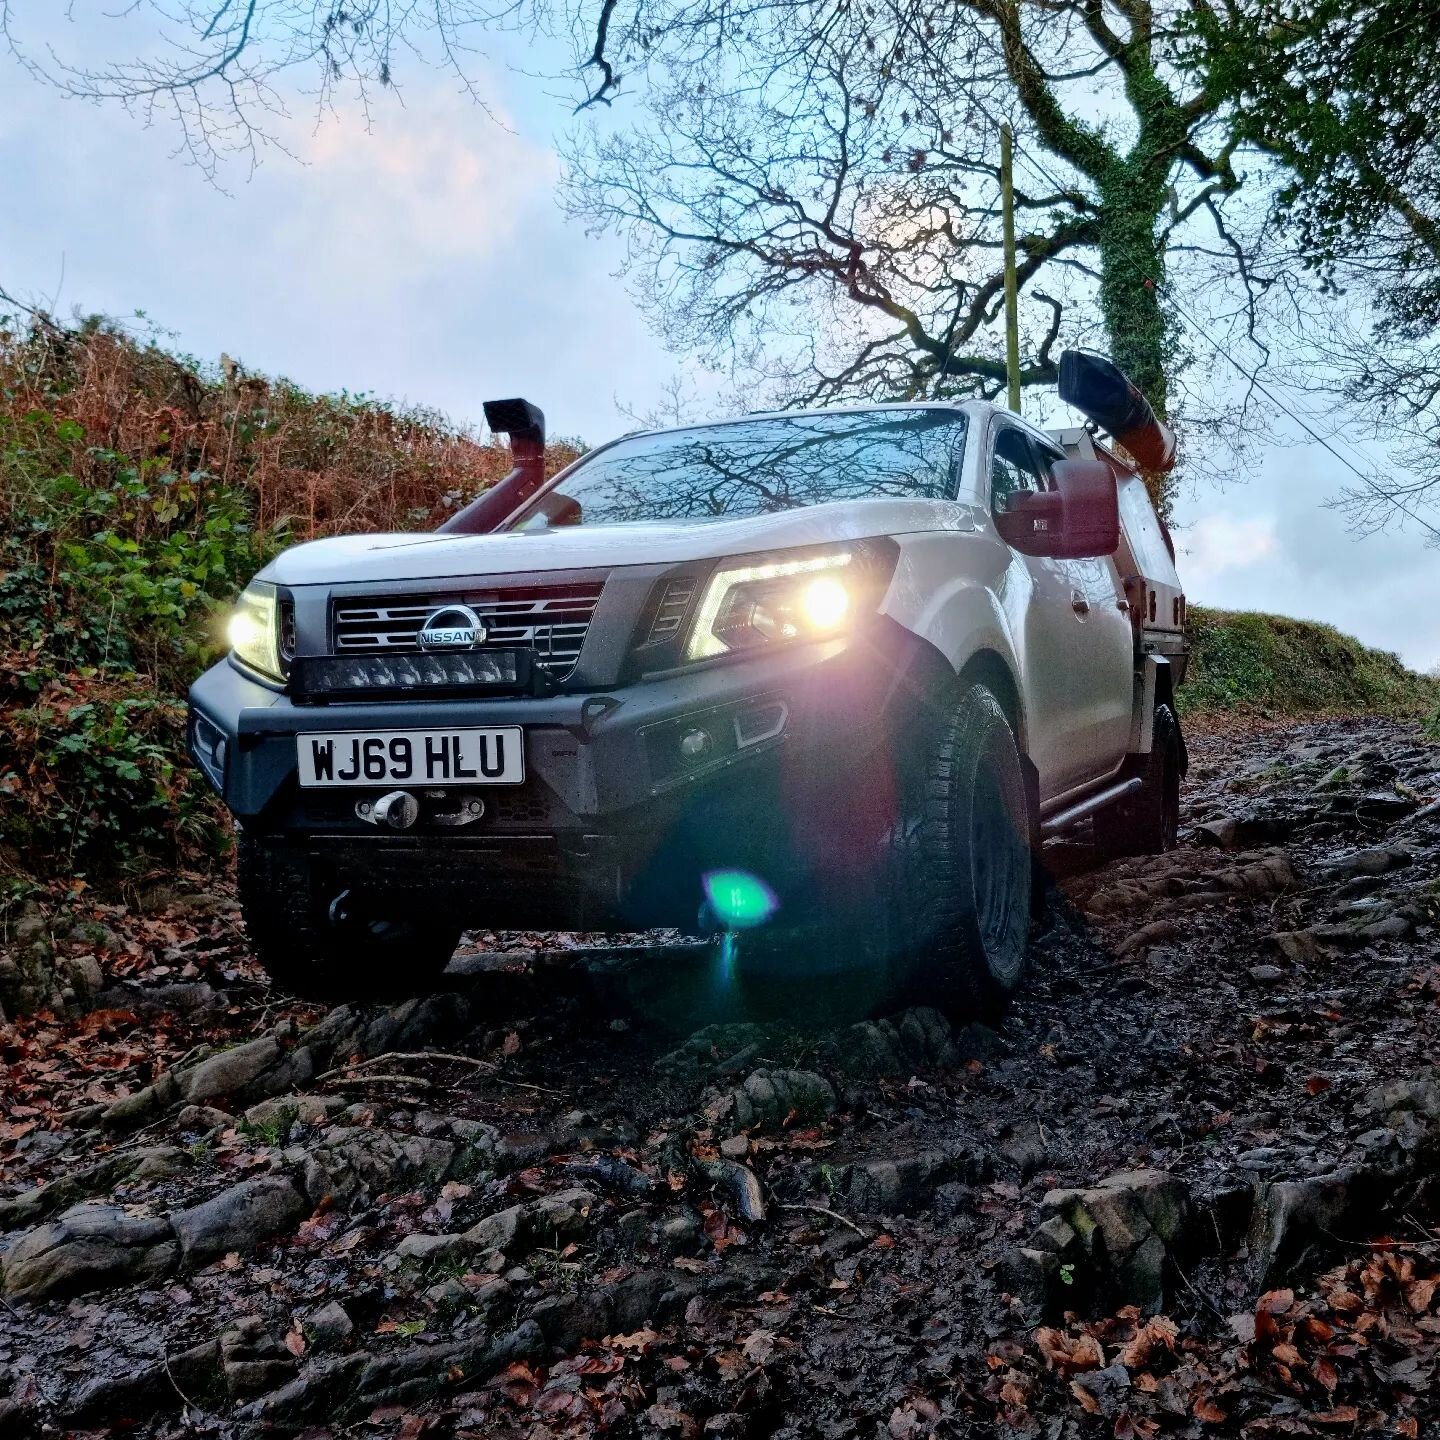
[188, 620, 935, 927]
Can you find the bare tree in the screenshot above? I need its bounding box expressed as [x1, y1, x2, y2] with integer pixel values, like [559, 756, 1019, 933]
[0, 1, 523, 180]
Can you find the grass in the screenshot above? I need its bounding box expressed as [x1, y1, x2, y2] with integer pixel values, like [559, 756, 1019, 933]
[1180, 605, 1440, 726]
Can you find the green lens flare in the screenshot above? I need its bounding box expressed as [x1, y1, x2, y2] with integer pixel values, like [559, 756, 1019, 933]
[703, 869, 778, 929]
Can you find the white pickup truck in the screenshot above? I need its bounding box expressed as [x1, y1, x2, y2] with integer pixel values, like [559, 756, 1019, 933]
[188, 352, 1188, 1015]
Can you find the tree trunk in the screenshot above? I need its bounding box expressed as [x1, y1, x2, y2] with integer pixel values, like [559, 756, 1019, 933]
[1096, 166, 1173, 513]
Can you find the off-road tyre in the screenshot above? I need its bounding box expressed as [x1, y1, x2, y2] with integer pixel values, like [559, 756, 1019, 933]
[235, 831, 461, 1002]
[882, 681, 1034, 1019]
[613, 680, 1033, 1032]
[1092, 704, 1182, 858]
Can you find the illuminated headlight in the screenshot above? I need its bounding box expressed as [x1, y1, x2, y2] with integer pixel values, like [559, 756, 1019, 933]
[226, 582, 283, 682]
[686, 549, 859, 661]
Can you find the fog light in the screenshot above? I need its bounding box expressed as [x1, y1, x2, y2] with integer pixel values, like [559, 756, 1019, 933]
[213, 736, 228, 771]
[679, 727, 714, 761]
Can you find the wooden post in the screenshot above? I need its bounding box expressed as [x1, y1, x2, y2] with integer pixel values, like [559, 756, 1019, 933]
[1000, 124, 1022, 414]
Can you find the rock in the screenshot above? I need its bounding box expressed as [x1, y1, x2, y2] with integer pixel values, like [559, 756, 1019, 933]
[656, 1209, 703, 1256]
[245, 1093, 346, 1130]
[720, 1135, 750, 1160]
[563, 1155, 653, 1197]
[220, 1315, 297, 1397]
[60, 1338, 220, 1426]
[720, 1068, 836, 1135]
[1270, 931, 1323, 965]
[837, 1148, 985, 1214]
[1194, 817, 1240, 848]
[822, 1008, 959, 1078]
[395, 1231, 469, 1265]
[177, 1104, 235, 1132]
[302, 1127, 456, 1207]
[0, 1146, 187, 1233]
[1072, 1363, 1132, 1418]
[1, 1203, 177, 1301]
[529, 1188, 596, 1243]
[179, 1036, 284, 1105]
[1038, 1169, 1191, 1312]
[464, 1203, 526, 1257]
[529, 1290, 615, 1351]
[171, 1175, 307, 1264]
[307, 1299, 354, 1350]
[1251, 1167, 1386, 1286]
[1249, 964, 1285, 985]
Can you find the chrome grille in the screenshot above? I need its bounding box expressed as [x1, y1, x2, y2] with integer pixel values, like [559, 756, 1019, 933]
[332, 581, 605, 681]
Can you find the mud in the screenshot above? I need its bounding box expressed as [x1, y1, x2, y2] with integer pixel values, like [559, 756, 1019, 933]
[0, 715, 1436, 1437]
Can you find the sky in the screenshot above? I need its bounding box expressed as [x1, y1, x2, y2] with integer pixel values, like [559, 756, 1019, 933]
[2, 11, 1437, 671]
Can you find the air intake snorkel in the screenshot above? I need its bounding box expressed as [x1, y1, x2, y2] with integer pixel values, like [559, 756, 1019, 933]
[439, 397, 547, 534]
[1058, 350, 1176, 474]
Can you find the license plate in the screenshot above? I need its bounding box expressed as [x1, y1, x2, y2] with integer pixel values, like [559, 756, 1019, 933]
[296, 727, 524, 788]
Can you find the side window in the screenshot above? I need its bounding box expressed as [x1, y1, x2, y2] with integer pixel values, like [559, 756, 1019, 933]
[989, 426, 1043, 516]
[1030, 440, 1067, 488]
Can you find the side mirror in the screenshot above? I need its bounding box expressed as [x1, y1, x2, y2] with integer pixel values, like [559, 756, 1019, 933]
[993, 459, 1119, 559]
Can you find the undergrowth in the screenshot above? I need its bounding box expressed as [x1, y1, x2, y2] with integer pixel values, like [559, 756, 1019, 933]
[0, 311, 579, 883]
[1181, 605, 1440, 722]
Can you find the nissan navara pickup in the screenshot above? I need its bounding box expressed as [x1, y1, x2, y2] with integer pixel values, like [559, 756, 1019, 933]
[189, 350, 1189, 1013]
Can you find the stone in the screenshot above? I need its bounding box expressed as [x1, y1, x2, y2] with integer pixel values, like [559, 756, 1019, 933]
[1252, 1167, 1393, 1285]
[720, 1135, 750, 1160]
[307, 1299, 354, 1349]
[178, 1036, 283, 1105]
[1115, 920, 1179, 958]
[529, 1188, 596, 1243]
[1249, 965, 1284, 985]
[722, 1069, 836, 1134]
[302, 1127, 456, 1208]
[464, 1203, 526, 1257]
[1038, 1169, 1191, 1311]
[220, 1315, 296, 1397]
[1271, 931, 1323, 965]
[0, 1146, 186, 1233]
[1194, 817, 1240, 848]
[395, 1231, 469, 1265]
[1, 1203, 177, 1301]
[177, 1104, 235, 1132]
[528, 1291, 615, 1351]
[60, 1338, 220, 1426]
[562, 1155, 653, 1197]
[171, 1175, 308, 1264]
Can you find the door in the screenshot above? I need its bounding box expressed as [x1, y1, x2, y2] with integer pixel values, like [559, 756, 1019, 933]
[987, 423, 1090, 797]
[1030, 437, 1136, 779]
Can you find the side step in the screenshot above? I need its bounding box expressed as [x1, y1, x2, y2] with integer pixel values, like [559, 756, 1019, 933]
[1039, 776, 1143, 838]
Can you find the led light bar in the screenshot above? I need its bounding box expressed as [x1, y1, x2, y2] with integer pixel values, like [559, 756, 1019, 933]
[291, 649, 527, 701]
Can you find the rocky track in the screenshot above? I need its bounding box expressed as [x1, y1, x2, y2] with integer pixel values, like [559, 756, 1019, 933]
[1, 715, 1437, 1438]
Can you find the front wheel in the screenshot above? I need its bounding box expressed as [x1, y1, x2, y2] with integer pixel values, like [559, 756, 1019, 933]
[236, 833, 461, 1002]
[883, 681, 1034, 1019]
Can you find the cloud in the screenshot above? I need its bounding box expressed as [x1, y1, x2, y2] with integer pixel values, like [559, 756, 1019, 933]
[1176, 513, 1278, 584]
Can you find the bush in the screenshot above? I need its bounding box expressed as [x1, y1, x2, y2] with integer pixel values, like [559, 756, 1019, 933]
[0, 312, 580, 881]
[1181, 606, 1440, 720]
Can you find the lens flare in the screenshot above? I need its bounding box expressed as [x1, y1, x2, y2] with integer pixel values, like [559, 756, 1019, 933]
[703, 869, 778, 929]
[226, 610, 262, 652]
[799, 574, 851, 630]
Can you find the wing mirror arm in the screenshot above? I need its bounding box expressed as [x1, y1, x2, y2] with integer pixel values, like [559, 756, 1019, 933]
[439, 398, 547, 535]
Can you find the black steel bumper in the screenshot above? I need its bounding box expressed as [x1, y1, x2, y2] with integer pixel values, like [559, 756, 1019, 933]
[187, 620, 939, 927]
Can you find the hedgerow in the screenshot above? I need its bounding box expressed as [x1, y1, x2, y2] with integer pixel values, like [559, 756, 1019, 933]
[0, 312, 578, 882]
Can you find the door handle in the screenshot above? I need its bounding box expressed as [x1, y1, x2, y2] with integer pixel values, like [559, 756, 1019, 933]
[1070, 592, 1091, 616]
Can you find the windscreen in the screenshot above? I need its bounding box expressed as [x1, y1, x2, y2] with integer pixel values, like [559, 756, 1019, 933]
[507, 408, 967, 529]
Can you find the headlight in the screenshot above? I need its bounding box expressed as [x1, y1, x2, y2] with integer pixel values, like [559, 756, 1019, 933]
[226, 582, 283, 682]
[686, 548, 861, 662]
